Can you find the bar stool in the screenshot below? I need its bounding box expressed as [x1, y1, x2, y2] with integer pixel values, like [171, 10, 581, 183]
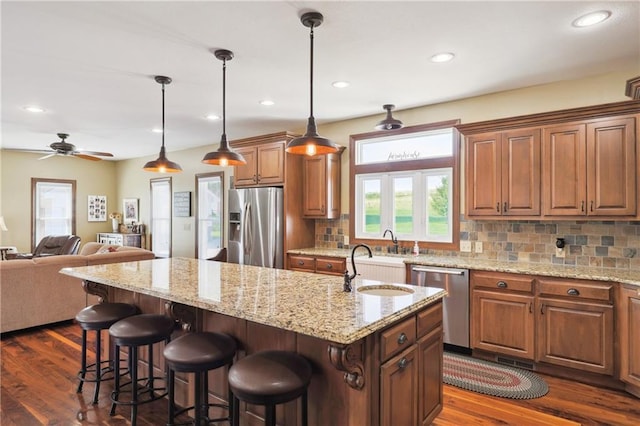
[163, 332, 238, 425]
[75, 302, 138, 404]
[109, 313, 175, 426]
[228, 350, 312, 426]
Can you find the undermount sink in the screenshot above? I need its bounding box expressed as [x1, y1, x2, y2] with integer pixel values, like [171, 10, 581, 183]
[357, 285, 415, 297]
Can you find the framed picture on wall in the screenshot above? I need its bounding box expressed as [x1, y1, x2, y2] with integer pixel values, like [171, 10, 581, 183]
[88, 195, 107, 222]
[123, 198, 139, 224]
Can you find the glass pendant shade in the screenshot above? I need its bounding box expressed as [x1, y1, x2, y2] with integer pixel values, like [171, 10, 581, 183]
[144, 76, 182, 173]
[286, 11, 339, 156]
[202, 49, 246, 166]
[375, 104, 404, 131]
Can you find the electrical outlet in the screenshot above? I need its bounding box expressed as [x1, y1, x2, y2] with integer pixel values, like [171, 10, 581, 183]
[475, 242, 483, 253]
[460, 241, 472, 252]
[555, 247, 565, 258]
[344, 235, 349, 245]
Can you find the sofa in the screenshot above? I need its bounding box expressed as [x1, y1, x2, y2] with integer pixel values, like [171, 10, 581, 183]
[0, 242, 155, 333]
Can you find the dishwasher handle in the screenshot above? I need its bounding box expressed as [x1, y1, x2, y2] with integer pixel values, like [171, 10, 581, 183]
[411, 266, 465, 275]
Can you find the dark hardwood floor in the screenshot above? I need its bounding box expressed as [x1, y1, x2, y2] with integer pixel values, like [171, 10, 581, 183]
[2, 322, 639, 425]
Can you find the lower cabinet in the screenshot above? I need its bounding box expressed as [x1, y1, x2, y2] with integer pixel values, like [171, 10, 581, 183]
[619, 284, 640, 396]
[380, 301, 443, 426]
[287, 253, 346, 276]
[97, 232, 142, 248]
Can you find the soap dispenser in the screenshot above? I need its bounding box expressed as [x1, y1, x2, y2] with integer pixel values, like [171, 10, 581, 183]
[413, 241, 419, 256]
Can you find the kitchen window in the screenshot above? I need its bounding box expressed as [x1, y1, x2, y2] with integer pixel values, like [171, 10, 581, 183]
[150, 177, 172, 258]
[31, 178, 76, 251]
[195, 172, 224, 259]
[350, 120, 460, 250]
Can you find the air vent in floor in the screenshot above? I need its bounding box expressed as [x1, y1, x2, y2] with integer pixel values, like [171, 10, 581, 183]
[496, 356, 534, 370]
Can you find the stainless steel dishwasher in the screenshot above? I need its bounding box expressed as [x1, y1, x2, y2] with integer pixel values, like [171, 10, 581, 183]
[411, 265, 469, 350]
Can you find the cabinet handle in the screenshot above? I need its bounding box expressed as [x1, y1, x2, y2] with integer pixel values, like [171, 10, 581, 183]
[590, 201, 594, 212]
[326, 263, 332, 269]
[398, 357, 408, 370]
[257, 174, 261, 182]
[503, 202, 507, 213]
[253, 174, 257, 183]
[397, 332, 408, 345]
[567, 288, 580, 296]
[496, 202, 500, 213]
[496, 281, 507, 288]
[540, 303, 545, 315]
[321, 205, 325, 214]
[581, 201, 585, 212]
[529, 302, 532, 314]
[298, 260, 305, 266]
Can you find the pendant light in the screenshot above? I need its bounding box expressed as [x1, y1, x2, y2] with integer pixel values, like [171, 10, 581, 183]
[202, 49, 246, 167]
[143, 76, 182, 173]
[375, 104, 404, 131]
[286, 11, 339, 156]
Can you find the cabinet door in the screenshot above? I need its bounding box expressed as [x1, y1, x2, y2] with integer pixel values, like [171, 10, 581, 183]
[471, 290, 535, 359]
[303, 155, 327, 217]
[543, 123, 587, 215]
[466, 133, 501, 216]
[502, 128, 541, 216]
[380, 345, 418, 426]
[234, 146, 258, 187]
[256, 142, 285, 185]
[586, 117, 636, 216]
[537, 298, 614, 375]
[619, 285, 640, 389]
[418, 327, 443, 426]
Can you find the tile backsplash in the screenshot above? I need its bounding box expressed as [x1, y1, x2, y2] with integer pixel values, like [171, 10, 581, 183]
[315, 215, 640, 271]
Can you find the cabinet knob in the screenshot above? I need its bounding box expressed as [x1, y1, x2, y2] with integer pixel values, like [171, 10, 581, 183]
[567, 288, 580, 296]
[397, 332, 408, 345]
[398, 357, 408, 370]
[326, 263, 332, 269]
[298, 260, 305, 266]
[496, 281, 507, 288]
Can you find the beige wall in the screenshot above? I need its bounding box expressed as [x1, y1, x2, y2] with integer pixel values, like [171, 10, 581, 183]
[1, 68, 635, 257]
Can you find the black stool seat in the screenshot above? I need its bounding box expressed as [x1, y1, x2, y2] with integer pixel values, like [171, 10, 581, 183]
[75, 302, 138, 405]
[164, 332, 238, 425]
[229, 351, 312, 426]
[109, 313, 174, 426]
[76, 303, 138, 330]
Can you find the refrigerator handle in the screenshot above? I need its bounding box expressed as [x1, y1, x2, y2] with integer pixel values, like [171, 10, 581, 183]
[243, 202, 252, 255]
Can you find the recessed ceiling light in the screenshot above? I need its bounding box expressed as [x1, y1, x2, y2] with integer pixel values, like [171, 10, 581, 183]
[572, 10, 611, 27]
[332, 81, 350, 88]
[23, 105, 45, 113]
[259, 100, 275, 106]
[152, 128, 163, 133]
[431, 52, 455, 63]
[205, 114, 220, 121]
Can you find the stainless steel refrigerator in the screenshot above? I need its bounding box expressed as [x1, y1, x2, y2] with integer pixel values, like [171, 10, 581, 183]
[228, 187, 284, 268]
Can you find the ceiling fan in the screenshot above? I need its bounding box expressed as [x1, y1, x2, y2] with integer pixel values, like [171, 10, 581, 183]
[8, 133, 114, 161]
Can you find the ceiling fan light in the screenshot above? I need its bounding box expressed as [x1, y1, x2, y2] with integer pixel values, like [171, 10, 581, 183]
[202, 49, 247, 167]
[285, 11, 339, 156]
[375, 104, 404, 131]
[144, 75, 182, 173]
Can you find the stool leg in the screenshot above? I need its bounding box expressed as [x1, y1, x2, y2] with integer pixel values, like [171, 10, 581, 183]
[232, 396, 240, 426]
[194, 372, 202, 425]
[92, 329, 102, 404]
[147, 343, 154, 390]
[265, 404, 276, 426]
[167, 369, 175, 426]
[131, 346, 138, 426]
[227, 384, 234, 424]
[77, 329, 87, 393]
[110, 345, 120, 416]
[301, 390, 308, 426]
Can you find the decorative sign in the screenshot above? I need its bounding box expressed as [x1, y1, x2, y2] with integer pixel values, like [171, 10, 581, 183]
[174, 191, 192, 217]
[123, 198, 139, 224]
[88, 195, 107, 222]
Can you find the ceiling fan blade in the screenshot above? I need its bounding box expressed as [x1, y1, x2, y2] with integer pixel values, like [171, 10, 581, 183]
[3, 148, 56, 154]
[72, 153, 103, 161]
[38, 153, 57, 160]
[77, 150, 114, 157]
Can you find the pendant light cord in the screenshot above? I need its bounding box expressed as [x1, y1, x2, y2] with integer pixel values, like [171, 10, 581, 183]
[309, 24, 314, 118]
[161, 81, 166, 149]
[222, 57, 227, 138]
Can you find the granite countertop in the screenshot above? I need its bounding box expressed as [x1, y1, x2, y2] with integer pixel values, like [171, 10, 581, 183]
[61, 258, 445, 345]
[288, 248, 640, 287]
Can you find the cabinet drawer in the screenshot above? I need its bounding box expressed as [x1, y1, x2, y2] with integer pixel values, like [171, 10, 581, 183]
[538, 278, 613, 303]
[288, 255, 315, 272]
[381, 316, 416, 362]
[417, 301, 442, 338]
[315, 257, 346, 276]
[472, 271, 534, 293]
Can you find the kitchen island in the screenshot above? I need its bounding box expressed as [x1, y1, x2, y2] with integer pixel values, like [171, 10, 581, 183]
[61, 257, 446, 426]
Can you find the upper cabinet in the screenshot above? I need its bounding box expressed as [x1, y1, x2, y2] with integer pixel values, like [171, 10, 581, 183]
[543, 117, 636, 217]
[466, 128, 540, 217]
[234, 141, 286, 187]
[303, 148, 344, 219]
[458, 101, 640, 220]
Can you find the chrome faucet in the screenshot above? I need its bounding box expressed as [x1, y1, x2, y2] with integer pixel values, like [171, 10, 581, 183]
[383, 228, 399, 254]
[343, 244, 373, 292]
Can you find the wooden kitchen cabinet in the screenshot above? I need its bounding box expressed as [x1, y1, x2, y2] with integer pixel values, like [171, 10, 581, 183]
[303, 149, 343, 219]
[471, 271, 536, 359]
[543, 116, 636, 217]
[618, 284, 640, 397]
[287, 253, 346, 276]
[234, 141, 285, 187]
[466, 128, 541, 217]
[380, 345, 418, 426]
